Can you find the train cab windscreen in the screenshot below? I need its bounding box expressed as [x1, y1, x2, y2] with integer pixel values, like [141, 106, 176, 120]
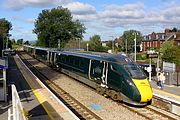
[124, 63, 146, 79]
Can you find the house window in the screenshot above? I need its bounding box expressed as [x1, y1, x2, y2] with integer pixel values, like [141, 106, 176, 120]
[149, 36, 151, 40]
[178, 42, 180, 46]
[156, 41, 157, 47]
[144, 36, 146, 40]
[162, 34, 165, 39]
[156, 34, 158, 40]
[147, 42, 149, 47]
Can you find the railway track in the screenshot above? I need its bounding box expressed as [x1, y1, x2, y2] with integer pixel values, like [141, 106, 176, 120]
[18, 51, 179, 120]
[18, 52, 102, 120]
[121, 104, 177, 120]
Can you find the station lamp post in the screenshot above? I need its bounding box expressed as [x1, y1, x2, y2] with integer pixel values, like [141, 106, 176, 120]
[58, 39, 60, 49]
[86, 43, 89, 51]
[109, 36, 114, 53]
[133, 32, 138, 62]
[147, 50, 158, 81]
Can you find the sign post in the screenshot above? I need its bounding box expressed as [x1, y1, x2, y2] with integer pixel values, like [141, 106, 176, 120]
[147, 50, 158, 81]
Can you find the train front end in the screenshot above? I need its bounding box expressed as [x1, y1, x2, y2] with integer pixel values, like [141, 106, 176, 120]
[123, 63, 153, 105]
[132, 78, 153, 104]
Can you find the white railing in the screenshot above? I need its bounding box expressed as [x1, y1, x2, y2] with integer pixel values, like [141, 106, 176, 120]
[8, 84, 27, 120]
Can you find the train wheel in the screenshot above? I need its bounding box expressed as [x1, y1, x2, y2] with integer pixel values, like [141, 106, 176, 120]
[113, 94, 118, 100]
[96, 86, 102, 94]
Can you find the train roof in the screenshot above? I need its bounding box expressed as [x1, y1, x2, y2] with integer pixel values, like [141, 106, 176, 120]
[58, 51, 132, 63]
[24, 45, 133, 63]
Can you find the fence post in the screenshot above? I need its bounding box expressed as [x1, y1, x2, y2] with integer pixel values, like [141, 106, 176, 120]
[177, 71, 179, 86]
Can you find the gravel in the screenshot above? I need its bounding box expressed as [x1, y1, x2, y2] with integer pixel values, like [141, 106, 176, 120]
[53, 74, 147, 120]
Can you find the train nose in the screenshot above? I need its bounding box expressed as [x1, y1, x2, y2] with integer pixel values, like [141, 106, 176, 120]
[132, 79, 153, 102]
[139, 85, 153, 102]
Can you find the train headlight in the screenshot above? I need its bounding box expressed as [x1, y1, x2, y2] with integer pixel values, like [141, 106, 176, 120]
[126, 79, 135, 87]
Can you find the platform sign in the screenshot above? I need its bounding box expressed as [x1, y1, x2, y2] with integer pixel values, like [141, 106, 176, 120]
[147, 50, 158, 58]
[0, 65, 8, 69]
[0, 59, 8, 69]
[148, 54, 158, 58]
[163, 62, 176, 72]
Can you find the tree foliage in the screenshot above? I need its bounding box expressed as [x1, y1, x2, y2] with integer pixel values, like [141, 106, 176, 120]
[0, 18, 12, 52]
[88, 35, 105, 52]
[33, 6, 86, 48]
[17, 39, 23, 45]
[24, 40, 30, 45]
[121, 30, 142, 53]
[0, 18, 12, 35]
[160, 41, 180, 65]
[11, 38, 16, 44]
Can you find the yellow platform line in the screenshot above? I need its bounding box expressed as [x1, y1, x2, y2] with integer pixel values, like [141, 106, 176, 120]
[152, 88, 180, 99]
[14, 56, 55, 120]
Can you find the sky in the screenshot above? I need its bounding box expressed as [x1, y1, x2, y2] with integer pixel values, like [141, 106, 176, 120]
[0, 0, 180, 41]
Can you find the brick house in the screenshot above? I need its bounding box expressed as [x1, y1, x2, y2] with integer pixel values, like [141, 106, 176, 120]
[141, 29, 180, 52]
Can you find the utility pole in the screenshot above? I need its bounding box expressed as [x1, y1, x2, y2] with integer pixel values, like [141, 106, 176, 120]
[6, 33, 8, 49]
[109, 36, 114, 53]
[149, 58, 152, 81]
[87, 43, 89, 51]
[58, 39, 60, 49]
[78, 38, 80, 49]
[5, 33, 11, 50]
[133, 32, 137, 62]
[125, 39, 127, 55]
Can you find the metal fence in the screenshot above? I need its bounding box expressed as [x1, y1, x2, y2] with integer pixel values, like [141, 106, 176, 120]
[173, 71, 180, 86]
[8, 84, 26, 120]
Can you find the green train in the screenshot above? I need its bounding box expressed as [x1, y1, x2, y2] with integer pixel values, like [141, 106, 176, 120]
[24, 45, 153, 105]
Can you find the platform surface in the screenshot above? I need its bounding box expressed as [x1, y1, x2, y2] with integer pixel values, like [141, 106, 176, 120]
[1, 55, 79, 120]
[150, 80, 180, 102]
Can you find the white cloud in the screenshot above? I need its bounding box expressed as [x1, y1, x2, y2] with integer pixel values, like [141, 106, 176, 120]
[64, 2, 97, 23]
[65, 2, 96, 15]
[5, 1, 180, 40]
[3, 0, 72, 10]
[90, 2, 180, 33]
[10, 16, 35, 24]
[99, 3, 145, 19]
[73, 14, 97, 22]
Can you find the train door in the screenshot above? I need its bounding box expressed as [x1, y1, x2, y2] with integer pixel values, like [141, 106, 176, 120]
[101, 62, 108, 87]
[54, 52, 57, 65]
[107, 63, 123, 91]
[47, 51, 50, 63]
[89, 60, 108, 87]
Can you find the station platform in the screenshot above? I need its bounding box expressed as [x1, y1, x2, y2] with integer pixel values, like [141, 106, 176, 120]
[0, 55, 79, 120]
[150, 80, 180, 102]
[8, 56, 50, 119]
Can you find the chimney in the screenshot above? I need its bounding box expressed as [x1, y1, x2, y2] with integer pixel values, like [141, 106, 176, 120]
[165, 29, 172, 34]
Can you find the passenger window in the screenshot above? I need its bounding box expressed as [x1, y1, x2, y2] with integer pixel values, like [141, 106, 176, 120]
[79, 60, 84, 68]
[75, 59, 79, 66]
[70, 58, 73, 64]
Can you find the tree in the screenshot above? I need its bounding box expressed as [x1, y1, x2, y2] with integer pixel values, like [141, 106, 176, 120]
[24, 40, 30, 45]
[160, 41, 180, 65]
[33, 6, 86, 48]
[11, 38, 16, 44]
[88, 35, 105, 52]
[0, 18, 12, 35]
[17, 39, 23, 45]
[121, 30, 142, 53]
[172, 27, 177, 32]
[0, 18, 12, 56]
